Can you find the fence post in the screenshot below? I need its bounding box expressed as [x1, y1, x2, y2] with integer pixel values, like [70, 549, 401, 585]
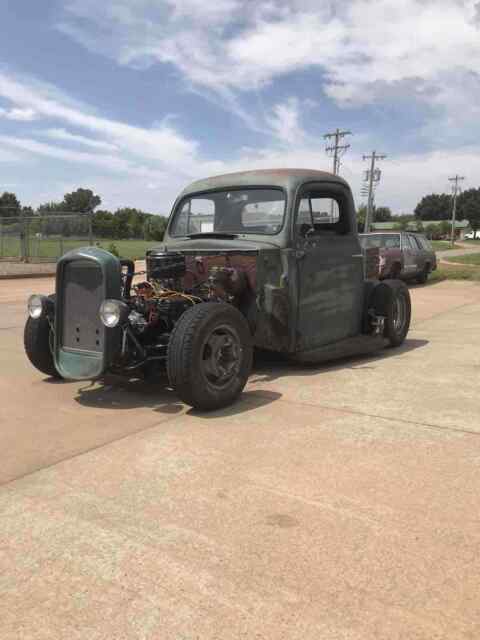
[88, 210, 93, 246]
[59, 220, 64, 257]
[20, 212, 28, 262]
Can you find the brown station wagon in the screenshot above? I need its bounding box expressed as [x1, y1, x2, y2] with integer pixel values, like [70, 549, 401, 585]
[359, 232, 437, 283]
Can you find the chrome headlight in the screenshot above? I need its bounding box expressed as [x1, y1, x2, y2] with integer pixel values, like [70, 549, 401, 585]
[27, 294, 47, 319]
[99, 299, 129, 328]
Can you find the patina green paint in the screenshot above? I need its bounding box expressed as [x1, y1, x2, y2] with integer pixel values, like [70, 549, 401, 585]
[54, 246, 121, 380]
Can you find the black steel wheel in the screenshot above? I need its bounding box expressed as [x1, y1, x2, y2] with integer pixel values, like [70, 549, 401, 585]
[370, 280, 411, 347]
[24, 304, 61, 378]
[167, 302, 253, 411]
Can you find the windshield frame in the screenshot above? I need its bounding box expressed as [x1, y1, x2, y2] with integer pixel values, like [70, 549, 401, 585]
[168, 186, 288, 238]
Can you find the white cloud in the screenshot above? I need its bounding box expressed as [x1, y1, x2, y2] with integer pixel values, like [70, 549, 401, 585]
[0, 71, 198, 172]
[57, 0, 480, 99]
[53, 0, 480, 164]
[0, 106, 37, 121]
[265, 97, 306, 145]
[41, 128, 119, 152]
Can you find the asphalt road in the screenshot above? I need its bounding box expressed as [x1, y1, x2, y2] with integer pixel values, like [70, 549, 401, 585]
[1, 277, 480, 639]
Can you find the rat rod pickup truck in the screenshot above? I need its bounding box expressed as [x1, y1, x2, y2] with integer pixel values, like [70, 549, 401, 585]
[25, 169, 411, 410]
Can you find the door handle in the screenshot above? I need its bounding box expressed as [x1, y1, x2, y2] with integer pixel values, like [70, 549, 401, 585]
[352, 254, 364, 258]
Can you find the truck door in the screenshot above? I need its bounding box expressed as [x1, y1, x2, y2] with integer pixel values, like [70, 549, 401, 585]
[294, 184, 365, 351]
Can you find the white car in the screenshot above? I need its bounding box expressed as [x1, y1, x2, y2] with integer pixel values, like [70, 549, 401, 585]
[464, 231, 480, 239]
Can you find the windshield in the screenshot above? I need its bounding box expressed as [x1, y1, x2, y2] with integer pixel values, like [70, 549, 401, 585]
[169, 188, 286, 237]
[360, 234, 400, 249]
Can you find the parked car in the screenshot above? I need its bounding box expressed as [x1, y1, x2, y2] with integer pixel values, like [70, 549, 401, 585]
[464, 230, 480, 239]
[359, 231, 437, 283]
[24, 169, 411, 411]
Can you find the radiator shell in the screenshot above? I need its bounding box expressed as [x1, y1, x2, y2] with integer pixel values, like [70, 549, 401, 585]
[54, 247, 121, 380]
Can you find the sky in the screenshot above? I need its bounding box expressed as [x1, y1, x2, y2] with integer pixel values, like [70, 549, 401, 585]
[0, 0, 479, 215]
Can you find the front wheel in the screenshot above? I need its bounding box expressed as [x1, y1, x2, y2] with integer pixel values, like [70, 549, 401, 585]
[167, 302, 253, 411]
[24, 314, 61, 378]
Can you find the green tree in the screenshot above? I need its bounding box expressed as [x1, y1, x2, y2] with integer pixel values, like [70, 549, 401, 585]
[457, 188, 480, 237]
[92, 210, 115, 238]
[374, 206, 392, 222]
[424, 223, 439, 239]
[62, 188, 101, 213]
[356, 205, 366, 233]
[414, 193, 451, 220]
[0, 192, 21, 218]
[145, 215, 168, 241]
[37, 201, 66, 215]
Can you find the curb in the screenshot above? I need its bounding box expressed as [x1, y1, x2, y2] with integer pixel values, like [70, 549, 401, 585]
[0, 272, 56, 280]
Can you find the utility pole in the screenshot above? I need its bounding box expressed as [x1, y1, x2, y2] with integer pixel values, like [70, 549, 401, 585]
[362, 151, 387, 233]
[448, 175, 464, 247]
[324, 128, 352, 175]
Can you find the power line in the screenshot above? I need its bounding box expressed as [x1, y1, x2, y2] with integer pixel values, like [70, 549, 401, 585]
[448, 174, 464, 247]
[324, 128, 352, 175]
[362, 151, 387, 233]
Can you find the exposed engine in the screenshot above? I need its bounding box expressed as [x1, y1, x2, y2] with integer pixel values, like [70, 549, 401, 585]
[114, 250, 253, 372]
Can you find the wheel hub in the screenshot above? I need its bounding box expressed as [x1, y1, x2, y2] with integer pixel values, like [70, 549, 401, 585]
[202, 326, 242, 387]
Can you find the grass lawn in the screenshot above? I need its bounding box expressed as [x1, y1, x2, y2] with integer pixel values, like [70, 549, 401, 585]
[443, 253, 480, 266]
[429, 262, 480, 282]
[431, 241, 461, 251]
[0, 237, 160, 261]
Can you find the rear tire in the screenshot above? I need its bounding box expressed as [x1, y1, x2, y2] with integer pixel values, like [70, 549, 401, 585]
[416, 265, 429, 284]
[24, 312, 60, 378]
[371, 280, 411, 347]
[390, 263, 402, 279]
[167, 302, 253, 411]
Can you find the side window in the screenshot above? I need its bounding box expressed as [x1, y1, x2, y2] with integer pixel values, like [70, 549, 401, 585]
[404, 235, 414, 250]
[409, 235, 422, 250]
[173, 198, 215, 235]
[296, 192, 347, 239]
[419, 236, 432, 250]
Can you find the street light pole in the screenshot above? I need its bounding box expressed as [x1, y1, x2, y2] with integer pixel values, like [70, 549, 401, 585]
[448, 175, 464, 247]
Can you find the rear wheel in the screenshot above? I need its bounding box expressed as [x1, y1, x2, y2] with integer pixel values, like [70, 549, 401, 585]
[390, 263, 401, 279]
[416, 264, 429, 284]
[167, 302, 253, 411]
[24, 309, 60, 378]
[371, 280, 411, 347]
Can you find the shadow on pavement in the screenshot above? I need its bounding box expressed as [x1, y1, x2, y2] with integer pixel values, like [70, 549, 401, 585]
[73, 338, 427, 415]
[74, 375, 282, 417]
[251, 338, 429, 385]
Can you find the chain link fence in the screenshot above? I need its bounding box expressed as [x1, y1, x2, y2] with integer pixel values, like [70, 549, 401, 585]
[0, 214, 93, 262]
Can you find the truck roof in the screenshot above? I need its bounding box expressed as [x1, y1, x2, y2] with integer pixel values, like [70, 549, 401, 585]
[180, 168, 348, 197]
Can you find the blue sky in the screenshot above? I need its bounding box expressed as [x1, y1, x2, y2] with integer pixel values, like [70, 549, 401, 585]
[1, 0, 479, 215]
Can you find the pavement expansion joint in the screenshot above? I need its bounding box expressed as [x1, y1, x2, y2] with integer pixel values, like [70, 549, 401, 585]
[270, 395, 480, 438]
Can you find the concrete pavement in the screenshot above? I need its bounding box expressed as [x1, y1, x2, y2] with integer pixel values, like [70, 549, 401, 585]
[1, 278, 480, 639]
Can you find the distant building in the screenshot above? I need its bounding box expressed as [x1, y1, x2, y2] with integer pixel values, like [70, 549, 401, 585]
[371, 219, 470, 240]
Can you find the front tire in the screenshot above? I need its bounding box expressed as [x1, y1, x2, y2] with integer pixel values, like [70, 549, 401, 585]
[24, 314, 60, 378]
[167, 302, 253, 411]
